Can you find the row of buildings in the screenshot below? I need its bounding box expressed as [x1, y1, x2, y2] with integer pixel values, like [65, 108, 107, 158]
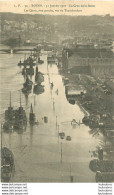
[62, 46, 114, 78]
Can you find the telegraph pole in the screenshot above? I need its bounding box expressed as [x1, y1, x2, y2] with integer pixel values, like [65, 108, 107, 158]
[56, 115, 57, 128]
[61, 142, 62, 164]
[58, 125, 59, 143]
[69, 164, 73, 182]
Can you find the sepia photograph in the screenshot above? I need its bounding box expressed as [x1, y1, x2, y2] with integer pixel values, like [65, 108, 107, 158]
[0, 1, 114, 184]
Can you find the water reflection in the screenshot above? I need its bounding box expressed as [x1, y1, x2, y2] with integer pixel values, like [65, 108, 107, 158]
[1, 50, 111, 182]
[25, 94, 28, 105]
[22, 76, 33, 95]
[30, 125, 34, 147]
[33, 84, 44, 95]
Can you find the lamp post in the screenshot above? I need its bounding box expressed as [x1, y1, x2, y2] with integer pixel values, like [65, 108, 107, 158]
[56, 115, 57, 128]
[53, 98, 55, 112]
[58, 125, 59, 143]
[58, 131, 65, 164]
[69, 164, 73, 182]
[61, 142, 63, 164]
[60, 134, 65, 163]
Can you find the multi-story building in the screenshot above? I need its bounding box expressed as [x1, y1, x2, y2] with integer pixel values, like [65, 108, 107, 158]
[62, 46, 114, 77]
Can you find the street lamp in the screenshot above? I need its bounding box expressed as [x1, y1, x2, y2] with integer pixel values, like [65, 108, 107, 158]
[56, 115, 57, 128]
[61, 142, 63, 164]
[69, 164, 73, 182]
[58, 132, 65, 164]
[57, 125, 59, 143]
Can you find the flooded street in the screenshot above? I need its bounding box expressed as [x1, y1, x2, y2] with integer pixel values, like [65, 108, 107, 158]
[0, 50, 107, 182]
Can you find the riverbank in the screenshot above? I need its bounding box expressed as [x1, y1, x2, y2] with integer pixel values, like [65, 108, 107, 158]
[61, 72, 114, 134]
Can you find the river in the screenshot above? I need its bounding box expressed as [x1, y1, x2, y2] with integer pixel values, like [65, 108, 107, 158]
[0, 47, 108, 182]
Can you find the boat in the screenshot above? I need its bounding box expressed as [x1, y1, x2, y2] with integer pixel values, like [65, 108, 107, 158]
[22, 66, 34, 76]
[47, 54, 57, 64]
[22, 67, 26, 76]
[66, 136, 72, 141]
[29, 66, 34, 75]
[68, 99, 75, 105]
[96, 171, 114, 182]
[82, 116, 90, 126]
[35, 68, 44, 84]
[38, 57, 44, 64]
[14, 93, 27, 131]
[3, 92, 15, 132]
[29, 104, 36, 125]
[4, 92, 14, 121]
[3, 122, 14, 132]
[1, 147, 15, 182]
[18, 57, 35, 67]
[89, 159, 114, 172]
[59, 132, 65, 139]
[3, 92, 27, 132]
[23, 76, 33, 88]
[14, 109, 27, 130]
[22, 76, 33, 94]
[18, 59, 28, 66]
[33, 84, 44, 95]
[1, 126, 15, 182]
[18, 60, 23, 66]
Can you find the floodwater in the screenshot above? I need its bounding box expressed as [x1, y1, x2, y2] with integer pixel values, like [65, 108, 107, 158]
[0, 47, 110, 182]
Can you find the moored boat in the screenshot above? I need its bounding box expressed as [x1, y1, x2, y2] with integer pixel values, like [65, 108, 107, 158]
[47, 54, 57, 64]
[22, 76, 33, 94]
[35, 68, 44, 84]
[82, 116, 90, 126]
[14, 94, 27, 131]
[22, 67, 34, 76]
[96, 171, 114, 182]
[1, 147, 15, 182]
[38, 57, 44, 64]
[3, 92, 15, 132]
[18, 57, 35, 67]
[89, 159, 114, 172]
[33, 84, 44, 95]
[1, 126, 15, 182]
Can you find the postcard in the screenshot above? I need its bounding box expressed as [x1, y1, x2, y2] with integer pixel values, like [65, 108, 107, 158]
[0, 1, 114, 194]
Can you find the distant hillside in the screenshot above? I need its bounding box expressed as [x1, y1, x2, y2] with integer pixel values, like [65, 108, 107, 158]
[0, 12, 114, 43]
[1, 12, 114, 32]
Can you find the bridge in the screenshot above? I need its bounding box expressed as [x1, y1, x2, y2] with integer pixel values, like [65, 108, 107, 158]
[0, 48, 35, 54]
